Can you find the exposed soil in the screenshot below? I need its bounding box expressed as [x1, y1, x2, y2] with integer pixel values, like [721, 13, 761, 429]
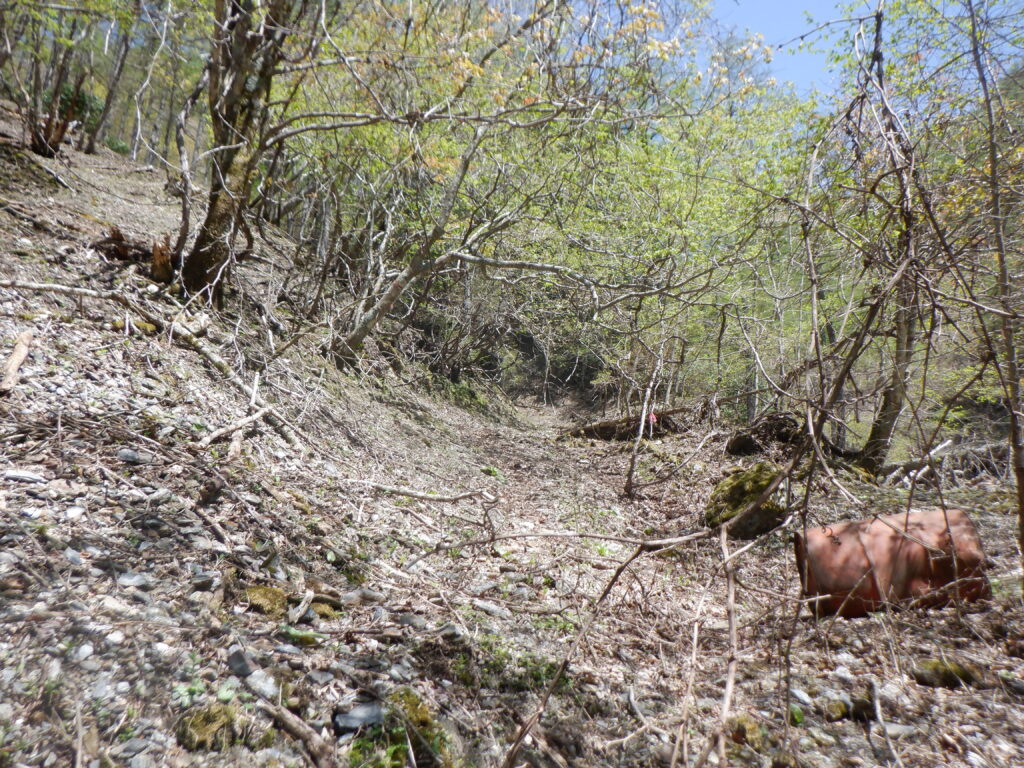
[1, 104, 1023, 768]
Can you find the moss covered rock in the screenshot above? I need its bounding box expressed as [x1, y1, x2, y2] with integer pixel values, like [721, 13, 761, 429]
[244, 585, 287, 617]
[912, 659, 983, 689]
[823, 699, 848, 722]
[705, 462, 785, 539]
[176, 704, 239, 750]
[311, 601, 338, 619]
[727, 712, 767, 752]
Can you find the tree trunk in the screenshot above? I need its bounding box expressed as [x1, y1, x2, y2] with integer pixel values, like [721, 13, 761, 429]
[854, 11, 920, 478]
[966, 0, 1024, 598]
[85, 3, 137, 154]
[856, 275, 917, 475]
[181, 148, 250, 300]
[180, 0, 297, 299]
[334, 131, 483, 363]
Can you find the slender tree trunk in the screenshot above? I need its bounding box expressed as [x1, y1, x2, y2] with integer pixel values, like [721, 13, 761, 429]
[85, 4, 137, 154]
[181, 147, 250, 300]
[743, 349, 757, 423]
[0, 12, 17, 72]
[854, 10, 920, 477]
[190, 110, 206, 177]
[857, 277, 918, 475]
[966, 0, 1024, 596]
[335, 131, 484, 362]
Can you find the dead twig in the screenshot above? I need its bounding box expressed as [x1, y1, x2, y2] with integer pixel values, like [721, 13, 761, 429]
[715, 525, 739, 764]
[0, 330, 33, 395]
[351, 479, 498, 505]
[871, 680, 907, 768]
[190, 504, 230, 544]
[605, 686, 670, 749]
[197, 406, 271, 448]
[288, 589, 315, 624]
[404, 528, 711, 571]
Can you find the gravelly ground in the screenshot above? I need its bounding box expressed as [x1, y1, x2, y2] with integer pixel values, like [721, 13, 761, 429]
[1, 105, 1023, 768]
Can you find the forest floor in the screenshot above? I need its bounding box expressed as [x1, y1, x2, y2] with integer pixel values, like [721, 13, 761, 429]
[1, 105, 1023, 768]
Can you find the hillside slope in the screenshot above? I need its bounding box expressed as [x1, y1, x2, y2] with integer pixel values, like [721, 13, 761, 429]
[1, 117, 1023, 768]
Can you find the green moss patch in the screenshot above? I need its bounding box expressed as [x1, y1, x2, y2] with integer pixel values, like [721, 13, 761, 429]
[913, 659, 984, 689]
[705, 462, 785, 539]
[727, 712, 768, 752]
[176, 704, 239, 750]
[244, 585, 287, 617]
[346, 689, 460, 768]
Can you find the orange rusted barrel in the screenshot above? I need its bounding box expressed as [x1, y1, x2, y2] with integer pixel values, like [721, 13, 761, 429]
[794, 508, 990, 618]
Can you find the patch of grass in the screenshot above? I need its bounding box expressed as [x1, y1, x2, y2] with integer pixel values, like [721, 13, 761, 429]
[428, 374, 491, 415]
[39, 679, 64, 718]
[532, 614, 577, 634]
[175, 703, 239, 751]
[467, 634, 567, 693]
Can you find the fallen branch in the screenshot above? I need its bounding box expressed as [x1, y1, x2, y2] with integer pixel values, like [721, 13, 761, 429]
[0, 330, 33, 395]
[350, 479, 497, 504]
[0, 279, 299, 447]
[0, 195, 53, 231]
[257, 701, 337, 768]
[560, 390, 764, 440]
[191, 505, 230, 545]
[561, 411, 681, 441]
[403, 528, 711, 571]
[27, 153, 72, 189]
[881, 439, 1008, 483]
[197, 406, 272, 448]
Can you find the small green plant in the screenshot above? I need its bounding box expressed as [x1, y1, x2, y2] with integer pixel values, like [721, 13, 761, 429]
[532, 614, 576, 634]
[105, 136, 131, 155]
[173, 678, 208, 708]
[40, 679, 64, 718]
[480, 465, 505, 481]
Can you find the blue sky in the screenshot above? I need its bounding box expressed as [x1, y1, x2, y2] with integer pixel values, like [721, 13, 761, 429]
[713, 0, 849, 94]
